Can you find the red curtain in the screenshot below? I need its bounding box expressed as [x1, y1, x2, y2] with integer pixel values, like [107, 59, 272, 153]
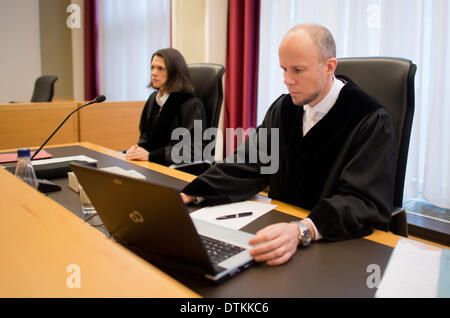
[224, 0, 261, 157]
[84, 0, 99, 101]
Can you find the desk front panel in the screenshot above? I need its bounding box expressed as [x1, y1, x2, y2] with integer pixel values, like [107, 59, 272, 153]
[0, 159, 198, 297]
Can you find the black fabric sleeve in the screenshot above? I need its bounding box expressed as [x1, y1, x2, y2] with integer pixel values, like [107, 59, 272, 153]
[137, 94, 155, 150]
[147, 148, 165, 161]
[146, 97, 207, 165]
[164, 97, 206, 164]
[182, 158, 270, 206]
[308, 109, 397, 241]
[182, 98, 282, 205]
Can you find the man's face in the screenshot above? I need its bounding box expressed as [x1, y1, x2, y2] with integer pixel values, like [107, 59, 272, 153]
[151, 55, 168, 92]
[279, 31, 333, 106]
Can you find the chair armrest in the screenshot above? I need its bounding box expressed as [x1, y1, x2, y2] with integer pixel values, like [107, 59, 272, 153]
[389, 207, 408, 237]
[392, 206, 405, 217]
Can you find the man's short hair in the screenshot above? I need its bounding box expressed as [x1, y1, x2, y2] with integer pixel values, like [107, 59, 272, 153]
[287, 24, 336, 61]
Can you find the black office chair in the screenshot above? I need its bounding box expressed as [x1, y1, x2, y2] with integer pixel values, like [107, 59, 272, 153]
[31, 75, 58, 102]
[188, 63, 226, 130]
[171, 63, 226, 175]
[335, 57, 417, 237]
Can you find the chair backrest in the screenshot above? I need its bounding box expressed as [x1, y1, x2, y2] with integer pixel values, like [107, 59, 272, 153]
[187, 63, 226, 129]
[335, 57, 417, 208]
[31, 75, 58, 102]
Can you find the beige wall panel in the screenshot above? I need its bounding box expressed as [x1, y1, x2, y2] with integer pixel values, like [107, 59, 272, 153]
[70, 0, 85, 101]
[0, 0, 41, 103]
[172, 0, 206, 64]
[39, 0, 74, 99]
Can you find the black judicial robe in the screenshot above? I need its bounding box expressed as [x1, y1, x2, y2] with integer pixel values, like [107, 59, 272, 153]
[182, 80, 397, 241]
[138, 91, 206, 166]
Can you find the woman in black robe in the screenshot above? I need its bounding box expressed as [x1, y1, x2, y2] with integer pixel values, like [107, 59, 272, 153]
[126, 48, 206, 166]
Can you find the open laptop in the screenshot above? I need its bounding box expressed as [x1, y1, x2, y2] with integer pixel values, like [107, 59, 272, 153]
[70, 163, 254, 283]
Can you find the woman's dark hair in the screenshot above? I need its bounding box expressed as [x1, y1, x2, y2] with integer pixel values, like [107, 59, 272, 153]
[148, 48, 194, 93]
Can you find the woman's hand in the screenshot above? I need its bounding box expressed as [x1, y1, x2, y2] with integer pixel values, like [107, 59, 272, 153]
[125, 145, 149, 161]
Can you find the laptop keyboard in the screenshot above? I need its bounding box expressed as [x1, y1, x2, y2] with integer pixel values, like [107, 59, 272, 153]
[200, 235, 245, 265]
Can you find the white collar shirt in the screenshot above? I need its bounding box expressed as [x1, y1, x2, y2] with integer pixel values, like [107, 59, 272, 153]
[156, 91, 170, 108]
[302, 76, 346, 136]
[301, 76, 345, 240]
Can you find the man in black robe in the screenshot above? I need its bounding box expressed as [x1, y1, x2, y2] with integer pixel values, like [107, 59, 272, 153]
[181, 24, 397, 266]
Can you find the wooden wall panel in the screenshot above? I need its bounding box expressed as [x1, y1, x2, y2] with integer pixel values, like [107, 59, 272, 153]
[0, 101, 144, 152]
[0, 102, 79, 149]
[78, 101, 143, 151]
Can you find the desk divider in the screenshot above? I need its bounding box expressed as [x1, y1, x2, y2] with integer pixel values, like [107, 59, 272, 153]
[0, 102, 79, 149]
[0, 101, 144, 152]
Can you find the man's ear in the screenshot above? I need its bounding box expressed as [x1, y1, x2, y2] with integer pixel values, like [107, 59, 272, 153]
[326, 57, 338, 75]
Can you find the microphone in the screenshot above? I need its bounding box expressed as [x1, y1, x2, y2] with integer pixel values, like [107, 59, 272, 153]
[31, 95, 106, 160]
[94, 95, 106, 103]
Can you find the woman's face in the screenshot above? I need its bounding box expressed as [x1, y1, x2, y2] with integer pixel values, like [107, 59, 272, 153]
[151, 55, 168, 92]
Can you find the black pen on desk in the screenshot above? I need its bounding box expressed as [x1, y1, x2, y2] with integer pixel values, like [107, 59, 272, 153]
[216, 212, 253, 220]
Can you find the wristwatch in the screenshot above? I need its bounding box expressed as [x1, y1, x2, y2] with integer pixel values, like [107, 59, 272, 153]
[293, 221, 312, 247]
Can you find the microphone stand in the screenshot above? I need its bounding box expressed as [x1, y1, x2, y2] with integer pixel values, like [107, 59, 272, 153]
[31, 97, 104, 160]
[26, 96, 105, 193]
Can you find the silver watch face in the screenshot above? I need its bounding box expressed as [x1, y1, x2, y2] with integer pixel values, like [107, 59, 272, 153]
[303, 227, 312, 243]
[297, 221, 312, 246]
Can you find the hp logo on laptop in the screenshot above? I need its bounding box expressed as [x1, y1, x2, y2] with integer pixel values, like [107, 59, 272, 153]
[129, 211, 144, 223]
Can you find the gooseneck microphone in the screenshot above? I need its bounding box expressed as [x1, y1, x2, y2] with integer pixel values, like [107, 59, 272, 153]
[31, 95, 106, 160]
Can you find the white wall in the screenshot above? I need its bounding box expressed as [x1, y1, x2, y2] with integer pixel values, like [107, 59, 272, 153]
[0, 0, 42, 103]
[172, 0, 228, 160]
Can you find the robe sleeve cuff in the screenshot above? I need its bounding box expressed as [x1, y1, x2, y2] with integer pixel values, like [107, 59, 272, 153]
[308, 200, 373, 241]
[182, 178, 232, 206]
[304, 218, 323, 241]
[148, 148, 165, 162]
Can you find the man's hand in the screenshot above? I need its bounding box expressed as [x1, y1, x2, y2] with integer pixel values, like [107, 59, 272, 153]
[248, 222, 300, 266]
[180, 192, 196, 204]
[125, 145, 149, 161]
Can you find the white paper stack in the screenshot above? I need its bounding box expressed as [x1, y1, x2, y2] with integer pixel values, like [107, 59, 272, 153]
[190, 200, 277, 230]
[376, 238, 442, 298]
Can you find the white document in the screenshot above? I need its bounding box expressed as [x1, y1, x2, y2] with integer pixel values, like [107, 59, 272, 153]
[376, 238, 442, 298]
[189, 201, 277, 230]
[100, 166, 146, 180]
[31, 155, 97, 166]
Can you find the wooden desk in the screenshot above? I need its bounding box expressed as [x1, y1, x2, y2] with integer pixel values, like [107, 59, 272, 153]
[0, 142, 440, 297]
[0, 145, 198, 297]
[77, 143, 402, 248]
